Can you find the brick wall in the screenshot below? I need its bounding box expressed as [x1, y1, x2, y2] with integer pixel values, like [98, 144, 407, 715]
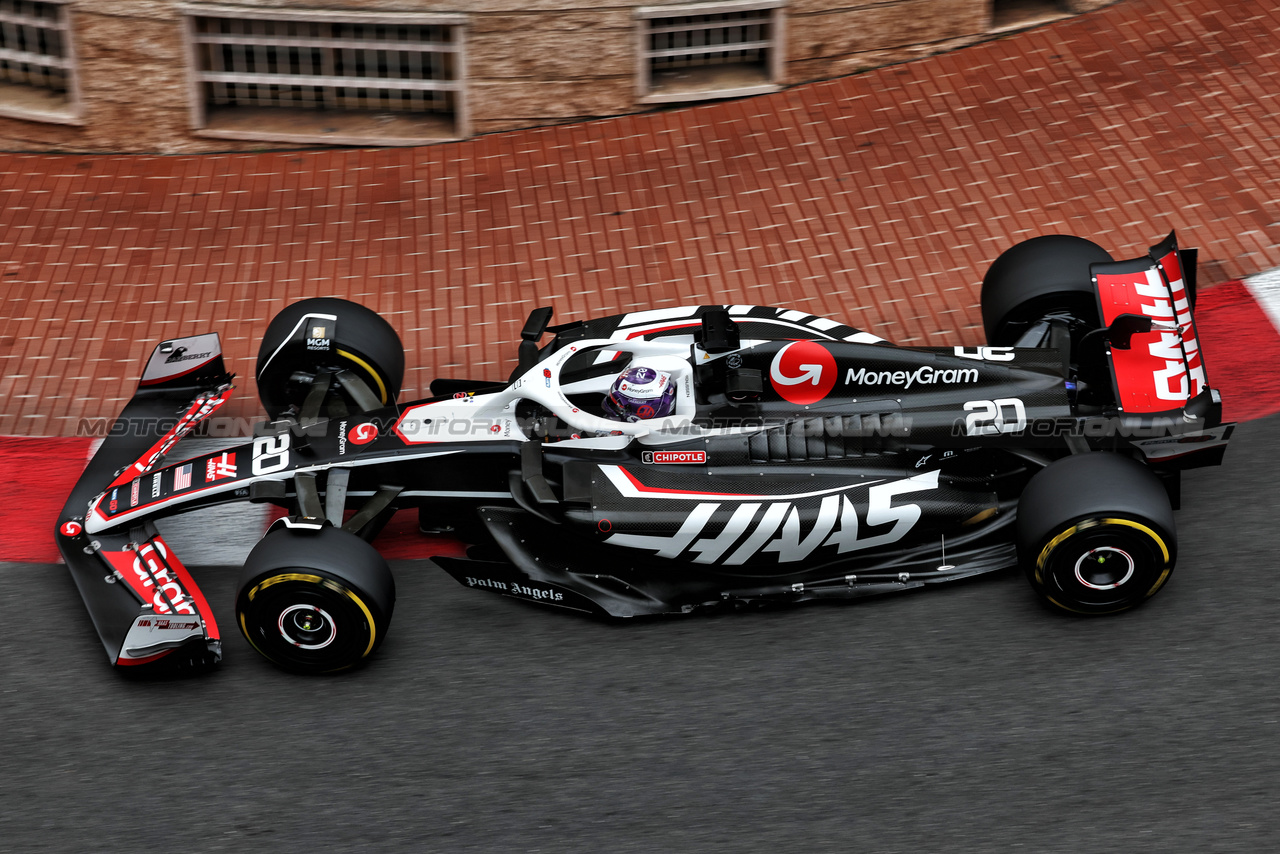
[0, 0, 1120, 152]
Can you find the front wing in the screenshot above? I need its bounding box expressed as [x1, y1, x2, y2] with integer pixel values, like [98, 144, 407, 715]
[56, 335, 232, 670]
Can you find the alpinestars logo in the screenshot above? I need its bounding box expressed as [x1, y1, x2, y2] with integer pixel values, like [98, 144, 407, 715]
[205, 451, 237, 481]
[769, 341, 837, 405]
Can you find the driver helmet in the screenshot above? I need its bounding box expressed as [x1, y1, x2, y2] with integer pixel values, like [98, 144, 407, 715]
[602, 365, 677, 422]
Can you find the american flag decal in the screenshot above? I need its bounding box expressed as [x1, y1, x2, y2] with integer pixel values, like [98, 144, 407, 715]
[174, 464, 192, 490]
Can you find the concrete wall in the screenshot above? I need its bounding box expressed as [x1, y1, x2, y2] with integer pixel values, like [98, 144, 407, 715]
[0, 0, 1120, 152]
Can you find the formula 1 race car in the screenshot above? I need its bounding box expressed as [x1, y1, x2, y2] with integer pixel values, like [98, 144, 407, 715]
[57, 231, 1232, 674]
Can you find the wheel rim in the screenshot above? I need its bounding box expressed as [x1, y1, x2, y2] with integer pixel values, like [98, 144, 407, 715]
[1073, 546, 1135, 590]
[278, 603, 337, 650]
[1036, 517, 1171, 613]
[237, 572, 378, 672]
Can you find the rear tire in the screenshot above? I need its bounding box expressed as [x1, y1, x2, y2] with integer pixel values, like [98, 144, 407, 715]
[256, 297, 404, 420]
[982, 235, 1112, 346]
[235, 525, 396, 673]
[1017, 453, 1176, 615]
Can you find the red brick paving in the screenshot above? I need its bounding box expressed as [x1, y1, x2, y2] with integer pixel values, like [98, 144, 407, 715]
[3, 0, 1280, 436]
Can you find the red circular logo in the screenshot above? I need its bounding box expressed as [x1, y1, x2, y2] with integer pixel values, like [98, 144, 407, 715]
[60, 520, 83, 537]
[769, 341, 837, 405]
[348, 422, 378, 445]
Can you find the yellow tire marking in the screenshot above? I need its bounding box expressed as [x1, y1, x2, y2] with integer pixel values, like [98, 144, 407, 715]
[1146, 567, 1172, 598]
[1096, 518, 1171, 563]
[244, 572, 379, 659]
[1036, 517, 1172, 608]
[239, 612, 271, 661]
[249, 572, 325, 597]
[1037, 516, 1170, 578]
[336, 348, 388, 403]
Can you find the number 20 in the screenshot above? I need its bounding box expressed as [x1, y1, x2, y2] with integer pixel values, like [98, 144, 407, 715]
[964, 398, 1026, 436]
[252, 434, 290, 475]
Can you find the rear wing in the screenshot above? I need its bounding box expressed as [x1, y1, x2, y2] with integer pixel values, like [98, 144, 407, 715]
[1091, 231, 1213, 417]
[55, 334, 233, 671]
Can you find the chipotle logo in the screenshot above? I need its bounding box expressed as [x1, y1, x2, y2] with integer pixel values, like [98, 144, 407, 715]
[641, 450, 707, 465]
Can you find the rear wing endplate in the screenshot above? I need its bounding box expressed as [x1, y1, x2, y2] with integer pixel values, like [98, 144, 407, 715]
[1091, 232, 1210, 415]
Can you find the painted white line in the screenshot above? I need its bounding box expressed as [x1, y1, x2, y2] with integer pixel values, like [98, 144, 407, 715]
[1244, 269, 1280, 335]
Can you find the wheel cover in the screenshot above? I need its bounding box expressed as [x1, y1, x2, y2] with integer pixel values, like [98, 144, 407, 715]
[1073, 546, 1135, 590]
[1035, 517, 1171, 613]
[237, 572, 379, 672]
[277, 603, 338, 650]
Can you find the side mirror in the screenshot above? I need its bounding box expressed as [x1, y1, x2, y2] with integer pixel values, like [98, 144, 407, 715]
[517, 307, 555, 375]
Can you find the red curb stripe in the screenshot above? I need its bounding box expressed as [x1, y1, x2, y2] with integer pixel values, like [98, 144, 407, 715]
[1, 436, 91, 563]
[1192, 281, 1280, 423]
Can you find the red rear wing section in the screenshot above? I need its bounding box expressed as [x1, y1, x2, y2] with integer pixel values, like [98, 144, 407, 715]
[1092, 232, 1208, 414]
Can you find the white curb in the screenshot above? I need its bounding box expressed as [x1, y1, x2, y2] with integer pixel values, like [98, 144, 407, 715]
[1245, 269, 1280, 335]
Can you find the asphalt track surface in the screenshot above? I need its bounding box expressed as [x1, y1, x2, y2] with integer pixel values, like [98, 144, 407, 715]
[0, 413, 1275, 853]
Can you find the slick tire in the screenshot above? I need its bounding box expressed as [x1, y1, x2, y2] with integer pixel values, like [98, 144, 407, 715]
[256, 297, 405, 419]
[235, 525, 396, 674]
[1017, 453, 1176, 615]
[981, 235, 1113, 346]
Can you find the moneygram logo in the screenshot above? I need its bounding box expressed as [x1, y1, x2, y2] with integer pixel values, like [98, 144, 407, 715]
[769, 341, 837, 405]
[845, 365, 978, 390]
[348, 422, 379, 445]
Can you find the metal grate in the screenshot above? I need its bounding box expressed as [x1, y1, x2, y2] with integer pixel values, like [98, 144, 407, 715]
[646, 10, 772, 73]
[189, 16, 460, 115]
[0, 0, 69, 94]
[991, 0, 1070, 32]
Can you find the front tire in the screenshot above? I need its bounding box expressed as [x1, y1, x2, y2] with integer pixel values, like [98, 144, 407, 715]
[256, 297, 405, 420]
[1017, 453, 1176, 615]
[236, 526, 395, 673]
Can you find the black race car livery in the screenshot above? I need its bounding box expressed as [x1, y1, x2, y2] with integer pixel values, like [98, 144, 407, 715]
[56, 231, 1232, 673]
